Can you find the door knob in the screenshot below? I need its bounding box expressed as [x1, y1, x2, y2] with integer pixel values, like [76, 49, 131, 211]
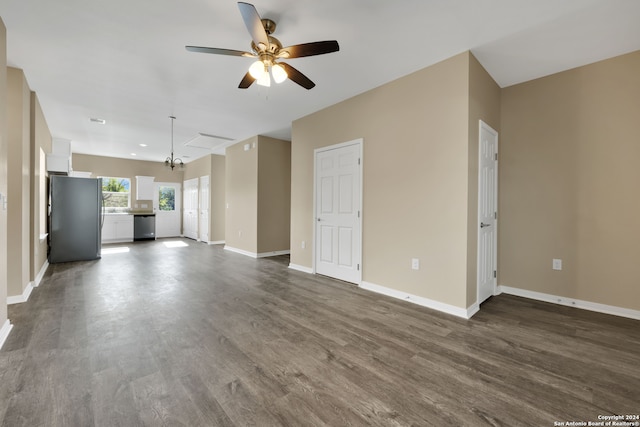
[480, 222, 491, 228]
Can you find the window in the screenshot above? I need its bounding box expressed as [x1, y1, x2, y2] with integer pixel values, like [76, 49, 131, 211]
[101, 177, 131, 211]
[158, 186, 176, 211]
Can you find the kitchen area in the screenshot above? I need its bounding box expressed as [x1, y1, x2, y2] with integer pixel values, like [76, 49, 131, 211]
[102, 176, 157, 244]
[45, 145, 224, 265]
[47, 143, 187, 264]
[48, 174, 161, 263]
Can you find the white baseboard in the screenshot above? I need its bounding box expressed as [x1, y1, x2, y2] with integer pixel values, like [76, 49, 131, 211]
[0, 319, 13, 350]
[288, 263, 313, 274]
[224, 246, 290, 259]
[498, 285, 640, 321]
[256, 250, 290, 258]
[7, 282, 34, 305]
[467, 302, 480, 318]
[224, 246, 257, 258]
[34, 260, 49, 287]
[208, 240, 225, 245]
[360, 281, 475, 319]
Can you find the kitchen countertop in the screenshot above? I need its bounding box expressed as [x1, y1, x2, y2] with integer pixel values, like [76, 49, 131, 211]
[103, 211, 155, 216]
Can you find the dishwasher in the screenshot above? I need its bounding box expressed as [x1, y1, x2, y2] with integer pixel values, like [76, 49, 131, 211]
[133, 214, 156, 241]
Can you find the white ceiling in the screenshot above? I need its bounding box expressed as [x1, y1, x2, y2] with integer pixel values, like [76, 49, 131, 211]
[1, 0, 639, 163]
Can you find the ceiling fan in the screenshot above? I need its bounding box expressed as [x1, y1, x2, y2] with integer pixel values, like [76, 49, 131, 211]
[186, 2, 339, 90]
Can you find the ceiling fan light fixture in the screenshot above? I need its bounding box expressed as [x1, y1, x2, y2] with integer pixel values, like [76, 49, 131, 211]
[271, 63, 287, 83]
[249, 60, 267, 79]
[257, 71, 271, 87]
[186, 2, 339, 90]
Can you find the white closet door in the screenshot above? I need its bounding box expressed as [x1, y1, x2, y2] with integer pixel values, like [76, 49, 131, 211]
[315, 140, 362, 284]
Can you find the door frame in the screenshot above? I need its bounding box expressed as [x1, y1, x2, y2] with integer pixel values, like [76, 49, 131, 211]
[199, 175, 210, 243]
[312, 138, 363, 284]
[154, 181, 182, 238]
[476, 120, 498, 306]
[182, 177, 199, 240]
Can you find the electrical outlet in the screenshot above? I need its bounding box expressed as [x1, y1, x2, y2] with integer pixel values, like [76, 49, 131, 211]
[552, 259, 562, 270]
[301, 241, 306, 249]
[411, 258, 420, 270]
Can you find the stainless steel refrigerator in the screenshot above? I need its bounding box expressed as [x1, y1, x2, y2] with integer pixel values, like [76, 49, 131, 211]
[49, 175, 102, 263]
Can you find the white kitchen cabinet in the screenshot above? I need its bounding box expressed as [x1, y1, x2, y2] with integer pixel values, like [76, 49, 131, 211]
[136, 176, 155, 200]
[102, 214, 134, 243]
[46, 154, 71, 174]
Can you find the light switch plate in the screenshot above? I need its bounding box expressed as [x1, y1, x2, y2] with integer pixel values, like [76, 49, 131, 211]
[552, 259, 562, 270]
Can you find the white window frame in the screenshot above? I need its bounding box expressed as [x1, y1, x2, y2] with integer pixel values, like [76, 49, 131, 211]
[100, 176, 131, 212]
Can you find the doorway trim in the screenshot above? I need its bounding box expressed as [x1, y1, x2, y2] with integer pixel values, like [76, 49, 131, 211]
[154, 181, 182, 238]
[312, 138, 363, 284]
[476, 120, 499, 308]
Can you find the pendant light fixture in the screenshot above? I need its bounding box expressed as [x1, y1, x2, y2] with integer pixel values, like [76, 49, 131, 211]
[164, 115, 183, 170]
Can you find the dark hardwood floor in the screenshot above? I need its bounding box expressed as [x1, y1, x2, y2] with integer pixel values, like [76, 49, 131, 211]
[1, 239, 639, 426]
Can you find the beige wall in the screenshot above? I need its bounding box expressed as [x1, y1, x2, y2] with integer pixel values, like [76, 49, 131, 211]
[466, 54, 502, 306]
[499, 50, 640, 311]
[30, 94, 51, 281]
[183, 155, 211, 180]
[73, 154, 183, 207]
[183, 154, 226, 243]
[257, 137, 291, 253]
[7, 67, 31, 298]
[292, 52, 478, 309]
[225, 136, 258, 253]
[225, 135, 290, 255]
[1, 18, 8, 327]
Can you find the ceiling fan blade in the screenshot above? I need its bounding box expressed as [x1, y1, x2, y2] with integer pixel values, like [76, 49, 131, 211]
[238, 2, 269, 49]
[280, 63, 315, 90]
[238, 72, 256, 89]
[278, 40, 340, 59]
[185, 46, 257, 58]
[186, 46, 255, 58]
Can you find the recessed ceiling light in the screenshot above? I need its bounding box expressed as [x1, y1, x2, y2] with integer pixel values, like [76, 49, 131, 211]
[130, 153, 136, 156]
[89, 117, 106, 124]
[139, 144, 148, 147]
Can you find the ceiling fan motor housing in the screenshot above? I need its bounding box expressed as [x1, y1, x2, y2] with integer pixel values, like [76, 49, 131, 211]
[261, 18, 276, 35]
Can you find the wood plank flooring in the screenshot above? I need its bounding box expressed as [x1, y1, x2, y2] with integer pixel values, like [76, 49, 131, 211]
[1, 239, 639, 426]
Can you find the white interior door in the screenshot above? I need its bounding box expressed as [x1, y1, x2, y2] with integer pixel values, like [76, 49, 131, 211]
[183, 178, 198, 240]
[315, 140, 362, 284]
[199, 176, 210, 243]
[477, 121, 498, 305]
[154, 182, 182, 238]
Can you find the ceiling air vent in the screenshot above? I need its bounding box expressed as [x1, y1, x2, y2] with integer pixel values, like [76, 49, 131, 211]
[183, 133, 234, 150]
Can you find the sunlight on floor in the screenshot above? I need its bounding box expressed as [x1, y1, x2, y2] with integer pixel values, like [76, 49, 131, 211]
[163, 241, 189, 248]
[101, 246, 130, 254]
